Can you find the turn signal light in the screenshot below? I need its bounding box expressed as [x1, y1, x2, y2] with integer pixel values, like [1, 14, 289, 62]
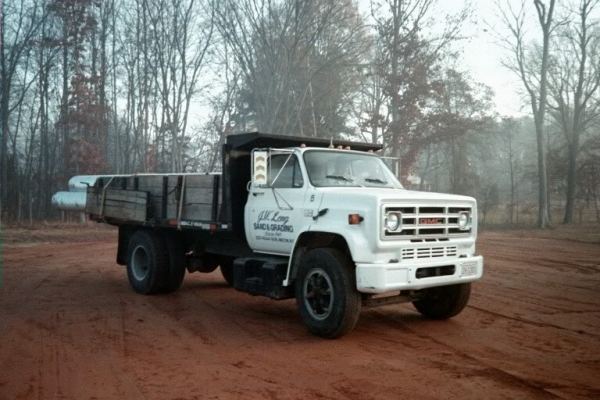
[348, 213, 364, 225]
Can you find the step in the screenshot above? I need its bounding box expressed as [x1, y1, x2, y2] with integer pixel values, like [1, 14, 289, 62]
[232, 256, 294, 300]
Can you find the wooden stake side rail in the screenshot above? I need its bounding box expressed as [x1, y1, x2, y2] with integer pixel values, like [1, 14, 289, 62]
[85, 174, 225, 230]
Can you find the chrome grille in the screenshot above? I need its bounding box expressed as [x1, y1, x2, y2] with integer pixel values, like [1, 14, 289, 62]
[384, 205, 472, 239]
[401, 245, 458, 260]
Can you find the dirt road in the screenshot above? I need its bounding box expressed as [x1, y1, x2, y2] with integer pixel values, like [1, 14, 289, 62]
[1, 226, 599, 399]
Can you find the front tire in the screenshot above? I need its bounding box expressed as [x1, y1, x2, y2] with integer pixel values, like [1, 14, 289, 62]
[295, 248, 361, 338]
[412, 283, 471, 319]
[126, 230, 169, 294]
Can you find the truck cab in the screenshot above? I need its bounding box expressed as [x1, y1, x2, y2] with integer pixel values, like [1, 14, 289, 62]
[232, 141, 483, 336]
[242, 145, 483, 321]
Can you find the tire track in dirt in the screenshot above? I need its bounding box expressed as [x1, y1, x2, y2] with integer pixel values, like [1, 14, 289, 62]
[359, 310, 562, 399]
[466, 305, 600, 338]
[363, 307, 599, 399]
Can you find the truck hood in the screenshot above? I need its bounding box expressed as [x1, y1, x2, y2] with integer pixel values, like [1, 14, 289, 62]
[315, 187, 476, 205]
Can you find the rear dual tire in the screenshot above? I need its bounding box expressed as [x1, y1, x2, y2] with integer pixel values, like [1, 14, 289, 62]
[126, 230, 186, 295]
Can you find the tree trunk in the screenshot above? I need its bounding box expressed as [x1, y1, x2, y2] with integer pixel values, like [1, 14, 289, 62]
[390, 0, 400, 158]
[419, 145, 432, 191]
[532, 0, 555, 229]
[563, 139, 579, 223]
[535, 116, 551, 227]
[594, 192, 600, 223]
[61, 24, 70, 177]
[0, 0, 6, 219]
[507, 132, 515, 225]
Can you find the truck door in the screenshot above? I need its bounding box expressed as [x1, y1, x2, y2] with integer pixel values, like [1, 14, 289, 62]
[245, 153, 306, 255]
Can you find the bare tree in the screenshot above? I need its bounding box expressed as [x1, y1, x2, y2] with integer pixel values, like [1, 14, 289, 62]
[215, 0, 367, 137]
[0, 0, 45, 220]
[439, 69, 494, 195]
[497, 0, 559, 228]
[370, 0, 469, 181]
[577, 133, 600, 222]
[500, 118, 519, 224]
[117, 0, 151, 172]
[547, 0, 600, 223]
[206, 40, 240, 172]
[352, 38, 386, 144]
[147, 0, 214, 172]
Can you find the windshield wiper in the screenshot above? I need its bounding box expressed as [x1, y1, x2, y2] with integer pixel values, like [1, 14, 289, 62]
[326, 175, 353, 182]
[365, 177, 387, 184]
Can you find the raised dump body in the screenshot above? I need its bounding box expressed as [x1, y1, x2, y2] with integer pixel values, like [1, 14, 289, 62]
[85, 174, 223, 229]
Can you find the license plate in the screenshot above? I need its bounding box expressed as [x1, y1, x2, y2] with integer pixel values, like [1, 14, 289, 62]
[461, 261, 478, 277]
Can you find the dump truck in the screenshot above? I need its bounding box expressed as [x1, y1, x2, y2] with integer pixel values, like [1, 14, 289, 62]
[53, 132, 484, 338]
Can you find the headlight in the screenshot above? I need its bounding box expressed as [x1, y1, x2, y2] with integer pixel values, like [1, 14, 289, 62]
[458, 211, 470, 230]
[385, 212, 402, 232]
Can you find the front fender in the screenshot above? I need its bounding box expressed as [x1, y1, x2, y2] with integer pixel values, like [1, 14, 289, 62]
[282, 220, 373, 287]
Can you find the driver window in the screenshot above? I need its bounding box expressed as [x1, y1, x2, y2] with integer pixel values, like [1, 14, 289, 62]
[269, 154, 304, 188]
[351, 159, 383, 180]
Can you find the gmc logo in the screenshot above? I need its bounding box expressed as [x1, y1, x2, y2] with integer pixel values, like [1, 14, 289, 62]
[420, 218, 442, 225]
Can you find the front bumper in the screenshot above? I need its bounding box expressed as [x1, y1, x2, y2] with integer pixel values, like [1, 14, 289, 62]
[355, 255, 483, 294]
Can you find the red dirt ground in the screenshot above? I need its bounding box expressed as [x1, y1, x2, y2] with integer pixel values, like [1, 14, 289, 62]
[1, 224, 599, 399]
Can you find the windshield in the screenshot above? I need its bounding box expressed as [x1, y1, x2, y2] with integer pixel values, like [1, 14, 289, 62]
[303, 150, 402, 188]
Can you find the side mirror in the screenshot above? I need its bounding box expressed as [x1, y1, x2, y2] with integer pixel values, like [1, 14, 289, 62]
[252, 150, 268, 186]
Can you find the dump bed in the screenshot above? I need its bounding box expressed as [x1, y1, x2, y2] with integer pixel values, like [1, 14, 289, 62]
[86, 174, 224, 229]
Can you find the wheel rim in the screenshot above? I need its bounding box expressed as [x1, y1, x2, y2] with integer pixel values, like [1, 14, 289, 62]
[131, 245, 150, 281]
[303, 268, 334, 321]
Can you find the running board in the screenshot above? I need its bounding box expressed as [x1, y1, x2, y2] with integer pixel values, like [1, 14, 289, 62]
[232, 256, 294, 300]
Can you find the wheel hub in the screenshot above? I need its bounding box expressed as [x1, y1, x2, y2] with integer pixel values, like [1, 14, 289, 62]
[303, 268, 334, 320]
[131, 245, 150, 281]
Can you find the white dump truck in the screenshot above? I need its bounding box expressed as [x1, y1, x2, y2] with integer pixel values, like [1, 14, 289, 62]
[54, 132, 483, 338]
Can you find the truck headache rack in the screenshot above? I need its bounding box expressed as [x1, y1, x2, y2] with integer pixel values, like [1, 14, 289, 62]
[225, 132, 383, 152]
